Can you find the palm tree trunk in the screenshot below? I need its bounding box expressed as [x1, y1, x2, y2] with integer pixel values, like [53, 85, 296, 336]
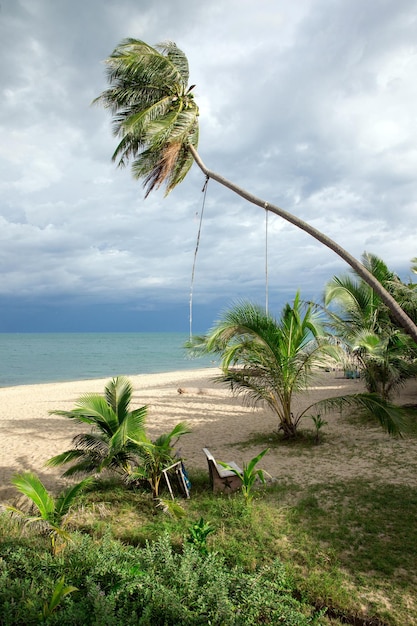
[189, 145, 417, 345]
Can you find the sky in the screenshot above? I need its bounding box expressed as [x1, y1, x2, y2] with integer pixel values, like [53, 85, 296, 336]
[1, 0, 416, 332]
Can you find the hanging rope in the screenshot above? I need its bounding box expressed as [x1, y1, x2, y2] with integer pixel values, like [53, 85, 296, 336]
[189, 175, 209, 339]
[264, 202, 269, 314]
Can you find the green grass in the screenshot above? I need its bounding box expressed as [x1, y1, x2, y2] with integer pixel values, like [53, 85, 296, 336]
[0, 458, 417, 626]
[1, 470, 416, 625]
[276, 480, 417, 623]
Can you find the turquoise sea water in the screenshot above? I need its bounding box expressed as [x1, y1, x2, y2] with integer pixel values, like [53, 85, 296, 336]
[0, 333, 215, 387]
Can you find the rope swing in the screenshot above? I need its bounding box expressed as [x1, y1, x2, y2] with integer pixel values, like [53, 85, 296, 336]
[264, 202, 269, 315]
[189, 175, 209, 339]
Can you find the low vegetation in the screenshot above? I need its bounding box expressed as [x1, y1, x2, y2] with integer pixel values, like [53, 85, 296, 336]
[1, 450, 417, 625]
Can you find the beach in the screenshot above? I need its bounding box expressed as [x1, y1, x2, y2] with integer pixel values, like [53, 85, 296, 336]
[1, 368, 417, 503]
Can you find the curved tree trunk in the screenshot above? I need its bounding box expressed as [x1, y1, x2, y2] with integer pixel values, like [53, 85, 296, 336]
[189, 145, 417, 345]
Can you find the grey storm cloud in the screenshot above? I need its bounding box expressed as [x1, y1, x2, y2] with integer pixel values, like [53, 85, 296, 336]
[0, 0, 416, 330]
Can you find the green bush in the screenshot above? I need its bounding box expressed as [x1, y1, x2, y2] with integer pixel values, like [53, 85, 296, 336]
[0, 523, 317, 625]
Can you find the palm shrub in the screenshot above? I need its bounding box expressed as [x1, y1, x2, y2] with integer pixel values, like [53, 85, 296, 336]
[219, 448, 270, 504]
[310, 414, 328, 444]
[46, 377, 147, 479]
[191, 294, 410, 437]
[127, 422, 191, 498]
[7, 472, 92, 555]
[47, 376, 191, 499]
[191, 293, 339, 438]
[325, 253, 417, 400]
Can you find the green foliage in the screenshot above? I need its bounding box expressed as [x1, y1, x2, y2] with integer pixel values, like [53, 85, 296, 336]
[93, 39, 199, 197]
[191, 293, 409, 437]
[310, 414, 328, 444]
[324, 252, 417, 400]
[128, 422, 191, 498]
[41, 577, 78, 620]
[190, 294, 340, 438]
[7, 472, 92, 554]
[156, 498, 187, 519]
[47, 377, 190, 501]
[220, 448, 270, 504]
[47, 376, 147, 479]
[0, 526, 316, 625]
[186, 517, 215, 555]
[2, 471, 417, 624]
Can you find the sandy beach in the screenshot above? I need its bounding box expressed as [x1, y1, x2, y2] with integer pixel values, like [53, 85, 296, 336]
[1, 368, 417, 503]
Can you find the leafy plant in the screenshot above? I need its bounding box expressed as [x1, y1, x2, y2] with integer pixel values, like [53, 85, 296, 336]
[192, 296, 410, 437]
[41, 576, 78, 620]
[324, 253, 417, 400]
[186, 517, 215, 555]
[190, 295, 340, 438]
[310, 414, 328, 444]
[128, 422, 191, 498]
[46, 377, 147, 479]
[7, 472, 92, 554]
[156, 498, 187, 519]
[220, 448, 270, 504]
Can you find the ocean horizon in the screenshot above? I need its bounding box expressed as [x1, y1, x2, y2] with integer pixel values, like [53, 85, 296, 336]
[0, 332, 216, 388]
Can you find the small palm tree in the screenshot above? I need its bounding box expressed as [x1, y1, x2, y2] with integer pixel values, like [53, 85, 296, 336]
[193, 294, 338, 438]
[128, 422, 191, 498]
[94, 38, 417, 343]
[192, 295, 409, 437]
[325, 253, 417, 400]
[220, 448, 270, 504]
[41, 577, 78, 620]
[47, 377, 147, 478]
[7, 472, 92, 554]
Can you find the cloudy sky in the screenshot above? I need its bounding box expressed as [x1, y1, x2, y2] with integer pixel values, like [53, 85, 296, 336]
[1, 0, 416, 332]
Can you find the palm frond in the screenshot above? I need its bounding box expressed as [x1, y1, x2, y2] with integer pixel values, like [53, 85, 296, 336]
[104, 376, 133, 422]
[46, 449, 92, 468]
[60, 459, 105, 478]
[94, 39, 199, 196]
[54, 477, 94, 518]
[51, 395, 119, 437]
[307, 393, 409, 436]
[156, 40, 190, 85]
[11, 473, 55, 521]
[109, 404, 147, 455]
[153, 422, 191, 448]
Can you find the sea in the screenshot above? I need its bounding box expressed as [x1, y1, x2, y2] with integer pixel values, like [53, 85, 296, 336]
[0, 333, 217, 388]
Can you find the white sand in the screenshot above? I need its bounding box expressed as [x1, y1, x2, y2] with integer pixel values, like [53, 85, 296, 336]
[1, 368, 417, 503]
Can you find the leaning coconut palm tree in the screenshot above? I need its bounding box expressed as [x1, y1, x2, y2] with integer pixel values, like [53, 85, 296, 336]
[46, 376, 147, 478]
[94, 38, 417, 344]
[325, 253, 417, 400]
[191, 294, 408, 437]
